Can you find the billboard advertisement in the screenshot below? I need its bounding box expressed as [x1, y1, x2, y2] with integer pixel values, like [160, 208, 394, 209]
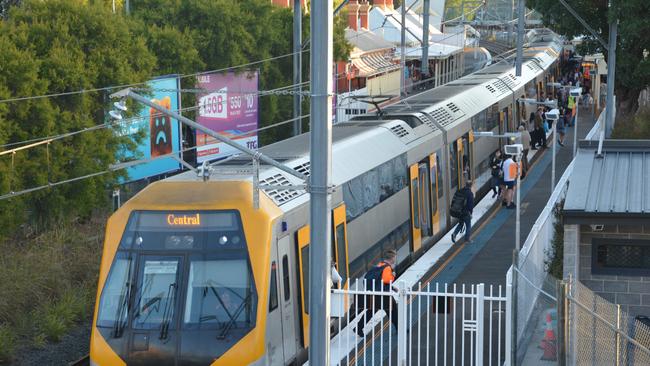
[195, 70, 259, 163]
[116, 76, 181, 182]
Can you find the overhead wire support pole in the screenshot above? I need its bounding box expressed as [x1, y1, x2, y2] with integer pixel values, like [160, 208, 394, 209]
[308, 0, 333, 364]
[514, 0, 525, 77]
[421, 0, 431, 78]
[113, 90, 307, 182]
[400, 0, 406, 96]
[604, 16, 617, 138]
[293, 0, 303, 136]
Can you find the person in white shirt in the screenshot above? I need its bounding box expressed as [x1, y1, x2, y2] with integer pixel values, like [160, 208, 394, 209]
[501, 155, 518, 209]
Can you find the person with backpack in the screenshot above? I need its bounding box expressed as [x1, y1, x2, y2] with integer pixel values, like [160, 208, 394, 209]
[450, 179, 474, 244]
[502, 154, 518, 209]
[356, 249, 398, 337]
[490, 150, 503, 198]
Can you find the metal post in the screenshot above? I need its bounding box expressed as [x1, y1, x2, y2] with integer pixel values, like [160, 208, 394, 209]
[293, 0, 303, 136]
[616, 304, 621, 366]
[476, 283, 485, 366]
[308, 0, 333, 363]
[400, 0, 406, 96]
[125, 0, 129, 14]
[516, 152, 521, 250]
[396, 281, 408, 365]
[557, 280, 567, 366]
[511, 250, 519, 366]
[605, 18, 617, 137]
[514, 0, 525, 77]
[421, 0, 430, 78]
[508, 0, 514, 45]
[552, 116, 556, 190]
[573, 98, 579, 158]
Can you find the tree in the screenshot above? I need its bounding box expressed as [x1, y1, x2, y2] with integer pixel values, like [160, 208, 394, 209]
[526, 0, 650, 118]
[0, 0, 157, 237]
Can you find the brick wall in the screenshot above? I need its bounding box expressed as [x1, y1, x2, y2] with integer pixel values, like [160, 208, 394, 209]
[575, 224, 650, 317]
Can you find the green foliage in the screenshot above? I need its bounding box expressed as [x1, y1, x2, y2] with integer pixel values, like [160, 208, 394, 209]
[526, 0, 650, 117]
[0, 325, 15, 364]
[0, 220, 102, 360]
[545, 201, 565, 279]
[611, 107, 650, 139]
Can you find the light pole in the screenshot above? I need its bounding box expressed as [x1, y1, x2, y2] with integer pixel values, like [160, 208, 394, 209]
[544, 108, 560, 191]
[570, 88, 582, 158]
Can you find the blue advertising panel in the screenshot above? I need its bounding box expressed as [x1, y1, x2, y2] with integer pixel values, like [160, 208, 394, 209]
[118, 76, 181, 182]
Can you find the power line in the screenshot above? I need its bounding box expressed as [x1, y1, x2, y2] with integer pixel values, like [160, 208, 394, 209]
[0, 49, 310, 104]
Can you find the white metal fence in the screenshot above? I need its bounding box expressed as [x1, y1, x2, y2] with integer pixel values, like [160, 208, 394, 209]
[329, 280, 507, 366]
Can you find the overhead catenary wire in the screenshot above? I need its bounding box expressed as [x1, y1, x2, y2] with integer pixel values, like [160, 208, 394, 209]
[0, 49, 311, 104]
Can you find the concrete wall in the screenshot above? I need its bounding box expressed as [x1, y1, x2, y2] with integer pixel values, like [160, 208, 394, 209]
[567, 223, 650, 317]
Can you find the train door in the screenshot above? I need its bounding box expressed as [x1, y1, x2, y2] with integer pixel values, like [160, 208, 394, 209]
[409, 164, 422, 252]
[267, 247, 283, 365]
[418, 163, 432, 240]
[296, 226, 310, 348]
[429, 154, 440, 234]
[278, 236, 297, 362]
[331, 204, 349, 289]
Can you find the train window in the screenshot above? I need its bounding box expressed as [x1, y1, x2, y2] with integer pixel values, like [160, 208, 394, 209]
[269, 261, 278, 311]
[335, 224, 348, 286]
[96, 252, 133, 328]
[487, 104, 499, 131]
[430, 164, 437, 215]
[301, 246, 309, 314]
[449, 143, 458, 189]
[436, 152, 443, 199]
[183, 256, 257, 330]
[412, 178, 420, 229]
[132, 257, 180, 330]
[343, 154, 407, 222]
[282, 255, 290, 301]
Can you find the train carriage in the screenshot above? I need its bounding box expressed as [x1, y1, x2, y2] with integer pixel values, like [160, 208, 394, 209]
[90, 31, 563, 366]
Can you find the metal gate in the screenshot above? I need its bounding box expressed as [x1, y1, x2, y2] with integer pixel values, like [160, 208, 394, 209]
[329, 281, 508, 366]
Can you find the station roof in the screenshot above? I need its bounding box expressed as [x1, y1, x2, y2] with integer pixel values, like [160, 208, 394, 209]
[564, 140, 650, 222]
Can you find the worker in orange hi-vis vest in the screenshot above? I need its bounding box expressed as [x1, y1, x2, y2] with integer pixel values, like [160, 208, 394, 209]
[501, 154, 519, 209]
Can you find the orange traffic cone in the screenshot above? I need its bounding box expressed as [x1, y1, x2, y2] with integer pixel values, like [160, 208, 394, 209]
[540, 311, 557, 361]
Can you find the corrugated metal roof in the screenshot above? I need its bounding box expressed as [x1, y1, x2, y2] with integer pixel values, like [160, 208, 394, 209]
[564, 140, 650, 215]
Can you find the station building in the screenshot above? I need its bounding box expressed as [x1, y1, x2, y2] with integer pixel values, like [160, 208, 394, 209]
[563, 139, 650, 317]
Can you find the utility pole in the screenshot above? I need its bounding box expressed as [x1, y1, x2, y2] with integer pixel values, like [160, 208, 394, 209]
[400, 0, 406, 96]
[605, 18, 617, 137]
[308, 0, 333, 365]
[514, 0, 525, 77]
[125, 0, 130, 14]
[293, 0, 303, 136]
[421, 0, 430, 78]
[508, 0, 514, 45]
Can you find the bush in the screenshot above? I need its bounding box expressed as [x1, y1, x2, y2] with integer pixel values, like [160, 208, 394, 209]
[545, 201, 565, 279]
[0, 325, 15, 364]
[0, 217, 104, 360]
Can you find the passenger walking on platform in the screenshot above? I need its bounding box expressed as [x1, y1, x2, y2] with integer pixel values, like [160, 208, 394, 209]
[490, 150, 503, 198]
[502, 155, 518, 209]
[518, 124, 531, 179]
[451, 179, 474, 244]
[356, 249, 398, 337]
[557, 108, 567, 147]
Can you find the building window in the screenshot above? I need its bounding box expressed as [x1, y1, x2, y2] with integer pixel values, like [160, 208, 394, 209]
[592, 238, 650, 276]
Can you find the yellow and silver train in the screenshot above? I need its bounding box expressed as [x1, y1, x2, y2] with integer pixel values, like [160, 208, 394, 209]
[90, 31, 563, 365]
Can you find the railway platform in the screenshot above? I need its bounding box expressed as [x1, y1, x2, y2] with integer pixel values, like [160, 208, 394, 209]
[324, 105, 597, 365]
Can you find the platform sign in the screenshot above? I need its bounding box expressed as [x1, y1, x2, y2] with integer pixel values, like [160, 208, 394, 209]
[115, 76, 182, 183]
[195, 70, 259, 163]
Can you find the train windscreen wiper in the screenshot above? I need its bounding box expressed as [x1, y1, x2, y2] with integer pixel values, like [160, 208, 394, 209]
[112, 258, 133, 338]
[159, 283, 177, 340]
[217, 293, 251, 340]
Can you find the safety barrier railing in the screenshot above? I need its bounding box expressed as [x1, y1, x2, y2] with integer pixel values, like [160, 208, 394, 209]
[329, 280, 507, 366]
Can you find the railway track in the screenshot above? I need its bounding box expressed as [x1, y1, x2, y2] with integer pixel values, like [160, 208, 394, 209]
[68, 354, 89, 366]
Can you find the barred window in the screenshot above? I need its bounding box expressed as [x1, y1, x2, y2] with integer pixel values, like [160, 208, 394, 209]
[592, 238, 650, 276]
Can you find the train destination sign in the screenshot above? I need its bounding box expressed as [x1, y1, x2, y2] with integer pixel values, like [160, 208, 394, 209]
[167, 213, 201, 226]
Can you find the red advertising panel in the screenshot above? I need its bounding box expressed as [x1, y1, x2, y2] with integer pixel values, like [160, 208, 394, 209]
[195, 70, 259, 163]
